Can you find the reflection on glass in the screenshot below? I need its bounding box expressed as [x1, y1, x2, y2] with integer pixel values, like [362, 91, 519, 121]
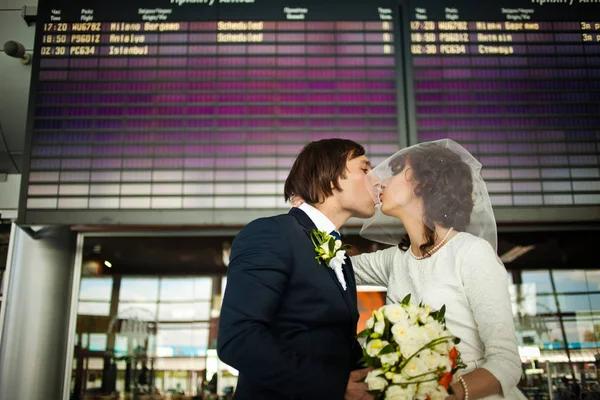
[509, 281, 557, 316]
[119, 277, 159, 301]
[160, 278, 196, 301]
[73, 272, 217, 399]
[590, 294, 600, 311]
[522, 270, 553, 293]
[88, 333, 107, 351]
[77, 301, 110, 316]
[156, 323, 210, 357]
[116, 302, 157, 321]
[585, 270, 600, 291]
[552, 270, 591, 293]
[158, 303, 196, 321]
[195, 277, 213, 300]
[79, 277, 113, 300]
[556, 294, 593, 313]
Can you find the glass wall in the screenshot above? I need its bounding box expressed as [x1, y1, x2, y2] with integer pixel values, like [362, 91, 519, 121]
[510, 269, 600, 399]
[71, 273, 221, 400]
[68, 234, 600, 400]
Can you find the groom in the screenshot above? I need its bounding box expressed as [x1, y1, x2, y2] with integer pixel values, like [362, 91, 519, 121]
[217, 138, 377, 399]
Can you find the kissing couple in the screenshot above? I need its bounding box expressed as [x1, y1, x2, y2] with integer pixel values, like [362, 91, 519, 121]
[218, 138, 524, 400]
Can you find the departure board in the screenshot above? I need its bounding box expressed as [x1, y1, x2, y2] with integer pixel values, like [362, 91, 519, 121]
[406, 0, 600, 216]
[20, 0, 401, 225]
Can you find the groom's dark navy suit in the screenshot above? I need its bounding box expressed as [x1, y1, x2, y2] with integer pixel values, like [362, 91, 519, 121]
[217, 208, 363, 400]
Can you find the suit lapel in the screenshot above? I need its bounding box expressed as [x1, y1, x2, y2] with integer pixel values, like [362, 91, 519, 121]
[288, 208, 356, 317]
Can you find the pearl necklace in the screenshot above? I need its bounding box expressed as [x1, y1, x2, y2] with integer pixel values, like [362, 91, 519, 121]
[411, 227, 454, 260]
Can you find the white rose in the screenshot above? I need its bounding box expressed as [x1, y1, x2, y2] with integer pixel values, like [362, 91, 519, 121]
[410, 325, 431, 347]
[422, 320, 444, 341]
[420, 349, 441, 371]
[386, 384, 417, 400]
[437, 354, 452, 372]
[380, 351, 400, 367]
[429, 385, 450, 400]
[334, 239, 342, 251]
[418, 305, 432, 323]
[384, 304, 408, 324]
[366, 316, 375, 330]
[434, 332, 454, 354]
[375, 307, 385, 321]
[406, 304, 420, 323]
[365, 369, 388, 391]
[366, 339, 389, 357]
[416, 381, 439, 398]
[366, 376, 388, 392]
[399, 339, 421, 359]
[391, 321, 411, 344]
[401, 355, 428, 379]
[374, 320, 386, 335]
[391, 373, 405, 384]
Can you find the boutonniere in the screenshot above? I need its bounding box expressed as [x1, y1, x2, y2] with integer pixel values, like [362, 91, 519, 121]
[310, 229, 351, 267]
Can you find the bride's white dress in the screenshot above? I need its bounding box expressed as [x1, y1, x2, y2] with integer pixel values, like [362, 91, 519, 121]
[351, 232, 526, 400]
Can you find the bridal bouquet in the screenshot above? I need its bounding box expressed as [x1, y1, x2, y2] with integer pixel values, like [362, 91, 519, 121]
[358, 295, 465, 400]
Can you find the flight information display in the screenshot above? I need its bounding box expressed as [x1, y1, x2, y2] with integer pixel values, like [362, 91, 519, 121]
[19, 0, 600, 226]
[407, 0, 600, 214]
[21, 0, 400, 225]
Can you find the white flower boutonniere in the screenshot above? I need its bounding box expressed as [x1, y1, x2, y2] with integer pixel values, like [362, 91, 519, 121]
[310, 229, 350, 266]
[310, 229, 351, 290]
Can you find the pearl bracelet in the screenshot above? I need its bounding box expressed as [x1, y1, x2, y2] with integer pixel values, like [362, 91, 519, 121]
[458, 376, 469, 400]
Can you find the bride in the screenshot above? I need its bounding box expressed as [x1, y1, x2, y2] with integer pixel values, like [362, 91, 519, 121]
[353, 139, 525, 400]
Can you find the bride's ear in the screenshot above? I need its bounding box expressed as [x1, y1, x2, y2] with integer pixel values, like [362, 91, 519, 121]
[290, 196, 304, 208]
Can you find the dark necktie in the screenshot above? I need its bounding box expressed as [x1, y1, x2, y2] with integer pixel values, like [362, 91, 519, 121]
[329, 230, 341, 241]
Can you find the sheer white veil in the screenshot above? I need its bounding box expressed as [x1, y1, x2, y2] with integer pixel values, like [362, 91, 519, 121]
[360, 139, 497, 252]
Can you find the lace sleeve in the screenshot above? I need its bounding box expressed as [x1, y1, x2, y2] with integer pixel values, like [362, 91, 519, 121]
[460, 239, 522, 396]
[350, 246, 398, 287]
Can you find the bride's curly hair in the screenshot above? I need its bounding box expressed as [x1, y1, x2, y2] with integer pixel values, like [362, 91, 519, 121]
[393, 144, 474, 257]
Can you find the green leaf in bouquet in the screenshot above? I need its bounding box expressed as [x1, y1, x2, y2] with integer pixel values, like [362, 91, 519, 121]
[383, 320, 393, 340]
[357, 329, 370, 338]
[439, 305, 446, 319]
[379, 344, 397, 355]
[358, 353, 382, 369]
[401, 294, 411, 306]
[364, 357, 382, 369]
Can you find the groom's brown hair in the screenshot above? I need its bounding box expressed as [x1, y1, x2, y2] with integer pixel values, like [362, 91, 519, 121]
[284, 138, 365, 204]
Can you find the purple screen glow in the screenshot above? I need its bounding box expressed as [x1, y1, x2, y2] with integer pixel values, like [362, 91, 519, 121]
[26, 11, 400, 218]
[410, 16, 600, 208]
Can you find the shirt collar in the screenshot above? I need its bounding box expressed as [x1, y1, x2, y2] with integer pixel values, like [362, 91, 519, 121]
[298, 203, 337, 235]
